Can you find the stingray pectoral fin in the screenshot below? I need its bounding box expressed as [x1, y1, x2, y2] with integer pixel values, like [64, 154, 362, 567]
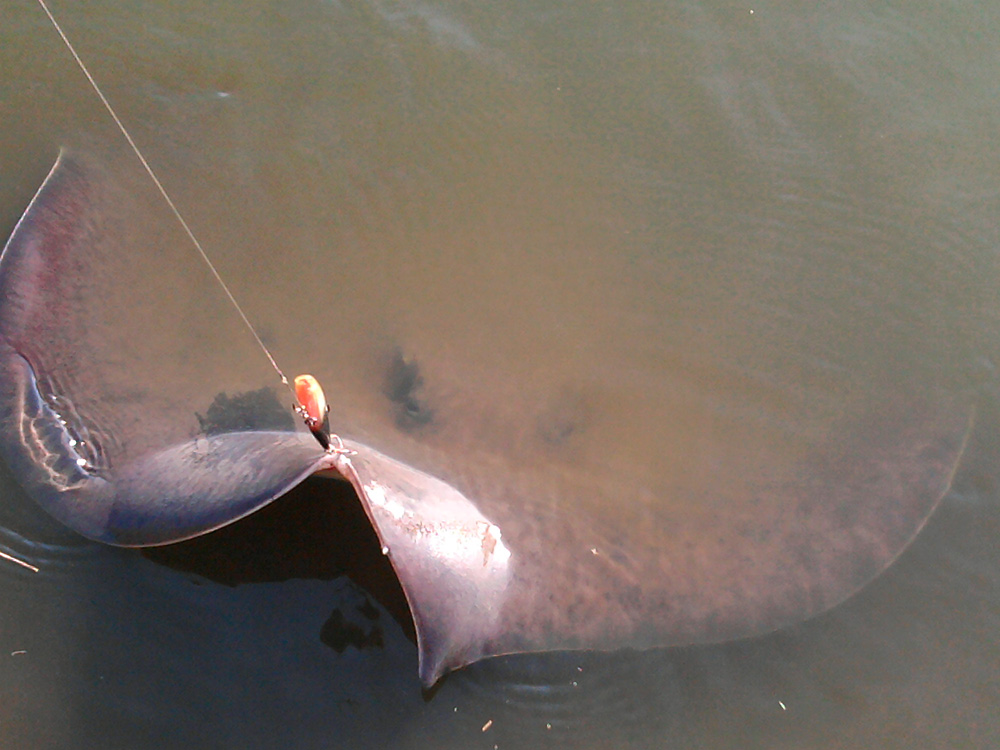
[0, 152, 336, 547]
[329, 441, 512, 686]
[0, 338, 329, 545]
[103, 431, 332, 546]
[0, 341, 114, 539]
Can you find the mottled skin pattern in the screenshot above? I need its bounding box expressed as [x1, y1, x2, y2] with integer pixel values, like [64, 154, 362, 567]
[0, 154, 973, 685]
[369, 392, 969, 683]
[486, 398, 969, 654]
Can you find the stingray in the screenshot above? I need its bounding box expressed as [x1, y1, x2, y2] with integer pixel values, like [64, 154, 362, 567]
[0, 152, 972, 686]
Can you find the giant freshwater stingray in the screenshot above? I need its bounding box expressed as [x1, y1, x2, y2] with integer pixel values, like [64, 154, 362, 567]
[0, 152, 972, 686]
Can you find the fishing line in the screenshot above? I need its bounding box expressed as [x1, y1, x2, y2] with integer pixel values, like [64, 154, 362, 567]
[34, 0, 293, 394]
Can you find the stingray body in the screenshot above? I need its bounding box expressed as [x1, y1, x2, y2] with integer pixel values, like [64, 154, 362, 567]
[0, 153, 972, 685]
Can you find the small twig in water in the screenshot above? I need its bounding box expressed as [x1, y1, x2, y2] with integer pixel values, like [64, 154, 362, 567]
[0, 549, 39, 573]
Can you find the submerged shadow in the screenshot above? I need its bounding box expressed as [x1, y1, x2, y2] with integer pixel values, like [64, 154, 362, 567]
[142, 476, 416, 645]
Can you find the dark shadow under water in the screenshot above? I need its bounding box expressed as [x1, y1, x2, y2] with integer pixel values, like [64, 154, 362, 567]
[142, 476, 416, 648]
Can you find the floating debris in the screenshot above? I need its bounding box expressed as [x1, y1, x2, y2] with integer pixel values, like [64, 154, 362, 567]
[0, 550, 38, 573]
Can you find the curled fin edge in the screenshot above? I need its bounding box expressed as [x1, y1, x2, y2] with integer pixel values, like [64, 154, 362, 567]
[321, 442, 513, 686]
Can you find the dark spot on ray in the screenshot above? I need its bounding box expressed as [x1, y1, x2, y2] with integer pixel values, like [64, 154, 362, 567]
[537, 389, 588, 447]
[383, 348, 434, 430]
[539, 417, 577, 446]
[196, 387, 294, 435]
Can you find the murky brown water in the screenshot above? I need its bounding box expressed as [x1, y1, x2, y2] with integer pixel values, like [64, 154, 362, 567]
[2, 0, 999, 747]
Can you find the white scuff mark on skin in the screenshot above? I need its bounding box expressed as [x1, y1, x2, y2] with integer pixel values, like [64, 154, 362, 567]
[480, 522, 511, 566]
[364, 481, 407, 521]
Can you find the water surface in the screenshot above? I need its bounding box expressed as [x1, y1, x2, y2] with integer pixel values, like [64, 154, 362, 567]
[1, 0, 999, 747]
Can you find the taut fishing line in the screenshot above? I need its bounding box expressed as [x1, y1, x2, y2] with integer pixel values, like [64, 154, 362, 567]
[34, 0, 294, 395]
